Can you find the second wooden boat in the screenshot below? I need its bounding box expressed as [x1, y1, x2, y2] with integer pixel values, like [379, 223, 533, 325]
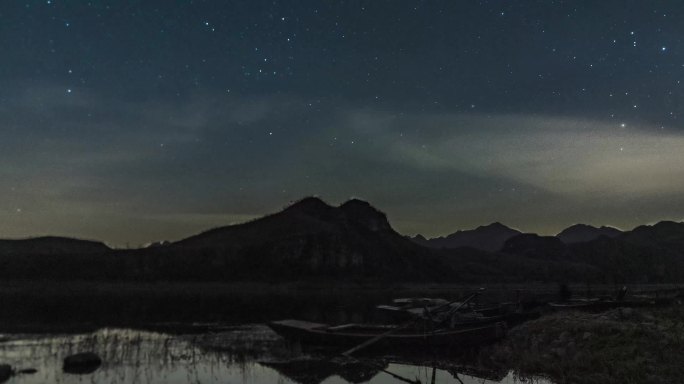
[268, 319, 506, 350]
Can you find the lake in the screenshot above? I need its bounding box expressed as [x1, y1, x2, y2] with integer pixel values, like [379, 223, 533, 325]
[3, 281, 618, 383]
[0, 326, 553, 384]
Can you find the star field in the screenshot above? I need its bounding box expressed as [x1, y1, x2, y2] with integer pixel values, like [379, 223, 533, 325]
[1, 1, 684, 245]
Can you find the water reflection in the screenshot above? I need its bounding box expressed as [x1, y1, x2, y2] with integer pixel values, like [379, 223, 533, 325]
[261, 358, 549, 384]
[0, 327, 551, 384]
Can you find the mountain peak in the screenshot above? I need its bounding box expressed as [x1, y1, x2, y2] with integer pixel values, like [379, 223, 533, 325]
[477, 222, 515, 232]
[562, 223, 595, 231]
[412, 234, 427, 241]
[557, 224, 622, 244]
[412, 222, 521, 252]
[340, 198, 392, 232]
[339, 198, 373, 208]
[652, 220, 684, 230]
[624, 221, 684, 245]
[283, 196, 334, 217]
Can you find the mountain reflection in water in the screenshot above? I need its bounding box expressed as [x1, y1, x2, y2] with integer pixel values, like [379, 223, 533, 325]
[0, 326, 552, 384]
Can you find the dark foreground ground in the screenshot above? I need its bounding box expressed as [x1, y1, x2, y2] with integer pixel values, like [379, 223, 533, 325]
[0, 281, 682, 384]
[481, 305, 684, 384]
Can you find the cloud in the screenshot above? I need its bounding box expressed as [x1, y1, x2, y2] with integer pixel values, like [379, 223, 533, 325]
[2, 86, 684, 244]
[344, 111, 684, 198]
[337, 110, 684, 235]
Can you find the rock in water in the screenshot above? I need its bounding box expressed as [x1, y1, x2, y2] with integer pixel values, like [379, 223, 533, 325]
[63, 352, 102, 374]
[0, 364, 12, 383]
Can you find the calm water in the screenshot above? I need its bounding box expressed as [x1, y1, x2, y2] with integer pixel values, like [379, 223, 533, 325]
[0, 326, 552, 384]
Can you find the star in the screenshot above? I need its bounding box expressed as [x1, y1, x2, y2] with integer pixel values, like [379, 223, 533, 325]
[3, 0, 684, 246]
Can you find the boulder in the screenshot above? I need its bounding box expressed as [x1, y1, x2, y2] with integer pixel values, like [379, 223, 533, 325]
[0, 364, 12, 383]
[63, 352, 102, 374]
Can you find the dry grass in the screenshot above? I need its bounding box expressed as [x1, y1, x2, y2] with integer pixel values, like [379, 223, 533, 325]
[482, 305, 684, 384]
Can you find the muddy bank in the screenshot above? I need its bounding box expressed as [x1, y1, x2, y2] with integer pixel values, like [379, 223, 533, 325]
[482, 305, 684, 384]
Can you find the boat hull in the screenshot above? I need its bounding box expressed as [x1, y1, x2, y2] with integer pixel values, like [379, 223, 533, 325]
[268, 319, 506, 350]
[548, 299, 666, 311]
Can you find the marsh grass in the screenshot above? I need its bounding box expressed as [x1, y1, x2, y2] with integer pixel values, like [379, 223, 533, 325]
[0, 327, 284, 383]
[483, 306, 684, 384]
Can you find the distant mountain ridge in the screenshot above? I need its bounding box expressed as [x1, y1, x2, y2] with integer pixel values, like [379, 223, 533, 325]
[410, 222, 521, 252]
[0, 236, 110, 255]
[1, 198, 684, 283]
[620, 221, 684, 247]
[556, 224, 622, 244]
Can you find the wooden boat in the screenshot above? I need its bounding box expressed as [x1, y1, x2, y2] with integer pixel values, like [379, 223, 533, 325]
[632, 287, 682, 300]
[268, 319, 506, 350]
[378, 300, 538, 328]
[548, 299, 602, 310]
[548, 298, 659, 310]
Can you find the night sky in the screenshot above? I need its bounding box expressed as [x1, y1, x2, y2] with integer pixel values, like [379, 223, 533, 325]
[2, 1, 684, 246]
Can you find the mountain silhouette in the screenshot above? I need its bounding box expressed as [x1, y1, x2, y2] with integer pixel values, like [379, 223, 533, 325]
[410, 222, 521, 252]
[501, 233, 570, 259]
[568, 223, 684, 283]
[556, 224, 622, 244]
[0, 237, 113, 280]
[168, 197, 450, 281]
[1, 198, 684, 283]
[0, 236, 110, 255]
[620, 221, 684, 248]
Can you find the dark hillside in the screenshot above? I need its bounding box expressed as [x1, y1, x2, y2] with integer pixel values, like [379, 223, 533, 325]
[410, 222, 521, 252]
[139, 197, 454, 281]
[556, 224, 622, 244]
